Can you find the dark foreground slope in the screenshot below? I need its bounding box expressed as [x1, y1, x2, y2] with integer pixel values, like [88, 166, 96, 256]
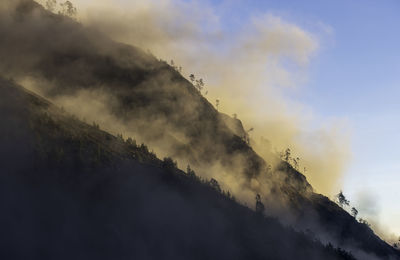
[0, 1, 399, 259]
[0, 79, 357, 260]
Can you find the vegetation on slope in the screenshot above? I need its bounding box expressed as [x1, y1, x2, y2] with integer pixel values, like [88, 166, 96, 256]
[0, 78, 359, 260]
[0, 1, 399, 258]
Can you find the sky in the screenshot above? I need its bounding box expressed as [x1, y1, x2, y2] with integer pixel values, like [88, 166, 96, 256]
[215, 0, 400, 236]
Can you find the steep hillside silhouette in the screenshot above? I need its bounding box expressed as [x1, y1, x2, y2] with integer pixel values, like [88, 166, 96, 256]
[0, 78, 359, 260]
[0, 1, 399, 259]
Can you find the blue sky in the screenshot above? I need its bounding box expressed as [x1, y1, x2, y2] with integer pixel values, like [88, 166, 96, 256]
[208, 0, 400, 236]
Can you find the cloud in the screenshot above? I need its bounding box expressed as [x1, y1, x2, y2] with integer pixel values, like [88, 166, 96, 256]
[31, 0, 351, 196]
[352, 190, 400, 244]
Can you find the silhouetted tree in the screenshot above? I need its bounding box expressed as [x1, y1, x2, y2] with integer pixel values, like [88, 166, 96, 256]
[225, 191, 234, 201]
[215, 99, 220, 111]
[292, 157, 300, 170]
[189, 74, 195, 83]
[195, 78, 204, 92]
[283, 148, 291, 162]
[351, 207, 358, 219]
[117, 133, 124, 141]
[126, 137, 136, 147]
[209, 178, 221, 193]
[393, 237, 400, 249]
[359, 218, 371, 229]
[139, 143, 149, 153]
[92, 121, 99, 129]
[255, 194, 265, 214]
[162, 157, 177, 171]
[336, 191, 350, 208]
[186, 165, 196, 178]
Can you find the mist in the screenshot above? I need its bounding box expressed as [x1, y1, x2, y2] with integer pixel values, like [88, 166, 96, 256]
[0, 0, 349, 215]
[1, 76, 359, 260]
[50, 0, 352, 196]
[0, 0, 353, 215]
[1, 1, 399, 258]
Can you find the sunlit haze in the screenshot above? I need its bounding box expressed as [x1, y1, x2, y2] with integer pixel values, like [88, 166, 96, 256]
[67, 0, 400, 238]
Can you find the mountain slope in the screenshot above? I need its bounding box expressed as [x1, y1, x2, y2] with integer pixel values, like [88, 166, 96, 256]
[0, 78, 358, 260]
[0, 1, 399, 259]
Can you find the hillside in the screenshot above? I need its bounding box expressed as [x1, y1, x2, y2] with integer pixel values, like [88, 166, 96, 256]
[0, 1, 399, 259]
[0, 78, 359, 260]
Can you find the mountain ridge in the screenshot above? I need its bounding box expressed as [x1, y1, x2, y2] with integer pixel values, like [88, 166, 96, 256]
[0, 1, 399, 258]
[0, 77, 357, 260]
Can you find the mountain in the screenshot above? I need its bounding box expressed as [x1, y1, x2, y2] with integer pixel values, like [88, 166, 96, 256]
[0, 78, 358, 260]
[0, 1, 399, 259]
